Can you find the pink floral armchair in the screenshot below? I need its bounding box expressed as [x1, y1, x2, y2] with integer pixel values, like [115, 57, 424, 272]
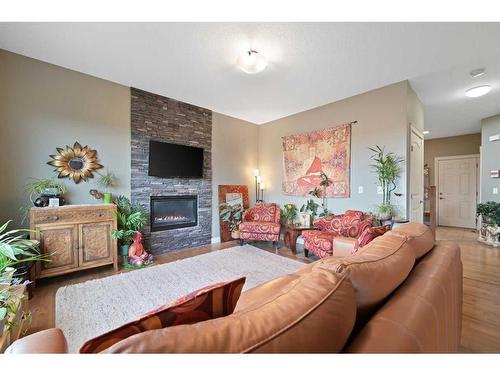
[239, 203, 282, 248]
[301, 210, 373, 258]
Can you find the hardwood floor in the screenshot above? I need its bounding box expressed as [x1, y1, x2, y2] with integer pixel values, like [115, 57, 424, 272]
[26, 227, 500, 353]
[437, 226, 500, 353]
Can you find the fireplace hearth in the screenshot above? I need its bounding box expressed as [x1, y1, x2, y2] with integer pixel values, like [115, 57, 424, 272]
[150, 195, 198, 232]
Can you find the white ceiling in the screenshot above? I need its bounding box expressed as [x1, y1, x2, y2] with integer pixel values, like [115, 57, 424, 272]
[0, 23, 499, 137]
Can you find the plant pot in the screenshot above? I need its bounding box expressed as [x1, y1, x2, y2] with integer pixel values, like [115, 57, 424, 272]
[119, 244, 130, 257]
[231, 230, 240, 239]
[378, 213, 392, 221]
[102, 193, 113, 204]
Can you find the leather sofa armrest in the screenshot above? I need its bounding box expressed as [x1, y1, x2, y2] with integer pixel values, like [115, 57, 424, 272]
[5, 328, 68, 354]
[331, 237, 357, 257]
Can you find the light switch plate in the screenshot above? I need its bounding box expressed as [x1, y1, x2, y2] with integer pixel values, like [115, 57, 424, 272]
[377, 186, 383, 195]
[489, 134, 500, 142]
[493, 187, 498, 195]
[358, 186, 364, 194]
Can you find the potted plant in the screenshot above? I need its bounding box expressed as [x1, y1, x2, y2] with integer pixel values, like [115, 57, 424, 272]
[476, 201, 500, 225]
[282, 204, 298, 225]
[20, 178, 68, 224]
[0, 220, 49, 299]
[369, 145, 404, 220]
[477, 202, 500, 244]
[300, 198, 320, 225]
[111, 196, 148, 257]
[219, 203, 243, 239]
[97, 170, 116, 204]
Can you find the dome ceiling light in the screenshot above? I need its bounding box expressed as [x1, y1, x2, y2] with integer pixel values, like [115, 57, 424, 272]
[465, 85, 492, 98]
[237, 49, 268, 74]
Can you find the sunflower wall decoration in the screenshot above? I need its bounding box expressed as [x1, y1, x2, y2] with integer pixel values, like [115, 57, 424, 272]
[47, 142, 103, 183]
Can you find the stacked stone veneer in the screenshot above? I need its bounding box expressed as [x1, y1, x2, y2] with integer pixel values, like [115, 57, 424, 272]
[130, 88, 212, 254]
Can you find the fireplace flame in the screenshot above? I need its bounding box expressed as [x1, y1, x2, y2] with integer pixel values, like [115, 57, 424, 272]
[154, 215, 190, 223]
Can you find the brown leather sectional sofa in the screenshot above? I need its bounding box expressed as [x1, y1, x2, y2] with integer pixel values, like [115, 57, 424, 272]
[6, 223, 462, 353]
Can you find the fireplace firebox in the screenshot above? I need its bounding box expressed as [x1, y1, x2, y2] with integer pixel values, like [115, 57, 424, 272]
[150, 195, 198, 232]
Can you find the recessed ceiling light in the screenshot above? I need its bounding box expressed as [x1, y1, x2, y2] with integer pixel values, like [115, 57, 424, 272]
[237, 50, 267, 74]
[423, 130, 430, 135]
[470, 68, 486, 78]
[465, 85, 492, 98]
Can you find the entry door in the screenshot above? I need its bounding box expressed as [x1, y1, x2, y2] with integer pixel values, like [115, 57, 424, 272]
[410, 128, 424, 223]
[437, 156, 478, 228]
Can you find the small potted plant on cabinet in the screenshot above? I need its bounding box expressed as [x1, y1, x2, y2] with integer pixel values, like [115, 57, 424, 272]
[20, 178, 68, 224]
[219, 203, 244, 239]
[111, 196, 148, 258]
[97, 170, 116, 204]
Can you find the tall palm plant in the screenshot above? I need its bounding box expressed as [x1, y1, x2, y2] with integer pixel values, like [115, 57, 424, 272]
[369, 146, 404, 217]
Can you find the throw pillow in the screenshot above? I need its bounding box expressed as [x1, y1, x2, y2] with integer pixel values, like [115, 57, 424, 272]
[80, 277, 246, 353]
[352, 225, 391, 253]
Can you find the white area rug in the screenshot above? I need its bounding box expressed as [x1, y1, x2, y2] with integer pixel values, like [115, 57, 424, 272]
[55, 244, 304, 352]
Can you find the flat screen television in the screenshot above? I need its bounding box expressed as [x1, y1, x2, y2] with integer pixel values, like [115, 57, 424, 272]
[148, 140, 204, 178]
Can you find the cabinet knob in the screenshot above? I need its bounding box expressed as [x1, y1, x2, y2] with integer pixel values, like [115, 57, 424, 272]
[51, 215, 59, 221]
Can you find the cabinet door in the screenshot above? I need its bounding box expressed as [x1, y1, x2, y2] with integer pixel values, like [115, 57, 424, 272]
[36, 224, 78, 277]
[79, 221, 114, 267]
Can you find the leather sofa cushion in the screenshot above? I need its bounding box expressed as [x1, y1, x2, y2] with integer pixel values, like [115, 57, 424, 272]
[392, 222, 435, 259]
[5, 328, 68, 354]
[315, 232, 415, 320]
[346, 242, 462, 353]
[102, 269, 357, 353]
[81, 277, 245, 353]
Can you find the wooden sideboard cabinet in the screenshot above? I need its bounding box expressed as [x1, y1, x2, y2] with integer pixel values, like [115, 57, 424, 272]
[29, 204, 118, 279]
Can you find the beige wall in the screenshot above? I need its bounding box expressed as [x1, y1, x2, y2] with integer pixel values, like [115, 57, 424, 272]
[0, 49, 424, 237]
[257, 81, 412, 217]
[480, 114, 500, 202]
[0, 50, 131, 226]
[0, 50, 260, 238]
[212, 113, 259, 239]
[424, 133, 481, 186]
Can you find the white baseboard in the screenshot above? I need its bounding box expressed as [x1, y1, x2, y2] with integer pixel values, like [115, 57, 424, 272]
[211, 237, 221, 244]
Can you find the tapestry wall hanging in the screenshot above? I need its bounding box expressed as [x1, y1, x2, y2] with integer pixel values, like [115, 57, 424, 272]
[282, 123, 352, 198]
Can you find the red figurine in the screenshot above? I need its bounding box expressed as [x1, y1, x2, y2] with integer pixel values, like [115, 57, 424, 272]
[127, 231, 154, 267]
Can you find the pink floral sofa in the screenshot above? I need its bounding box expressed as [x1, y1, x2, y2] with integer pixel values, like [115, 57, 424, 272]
[239, 203, 282, 247]
[301, 210, 374, 258]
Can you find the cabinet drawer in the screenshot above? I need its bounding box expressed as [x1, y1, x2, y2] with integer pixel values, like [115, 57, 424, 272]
[32, 208, 113, 225]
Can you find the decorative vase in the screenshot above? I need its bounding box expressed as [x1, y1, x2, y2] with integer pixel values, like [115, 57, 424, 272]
[231, 230, 240, 239]
[102, 193, 113, 204]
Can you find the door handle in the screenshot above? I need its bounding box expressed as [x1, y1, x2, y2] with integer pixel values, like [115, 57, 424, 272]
[439, 197, 445, 200]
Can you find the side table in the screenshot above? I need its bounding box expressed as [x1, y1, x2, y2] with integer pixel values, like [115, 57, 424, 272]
[284, 225, 317, 254]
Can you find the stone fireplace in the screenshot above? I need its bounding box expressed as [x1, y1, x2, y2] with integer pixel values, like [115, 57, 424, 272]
[150, 195, 198, 232]
[131, 88, 212, 255]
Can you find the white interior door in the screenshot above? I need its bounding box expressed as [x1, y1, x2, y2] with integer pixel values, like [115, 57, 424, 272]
[437, 156, 478, 228]
[410, 128, 424, 223]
